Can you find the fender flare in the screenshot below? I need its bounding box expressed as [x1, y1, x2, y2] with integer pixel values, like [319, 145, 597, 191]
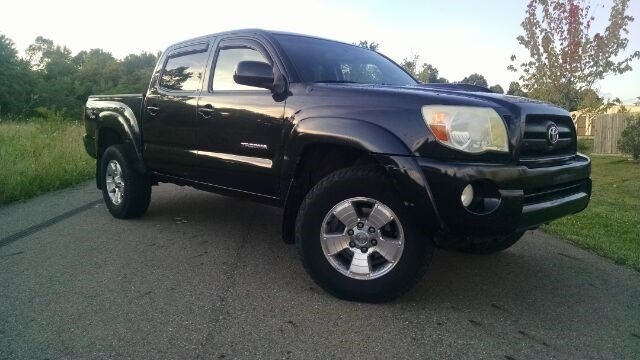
[279, 117, 444, 242]
[90, 100, 146, 173]
[281, 116, 412, 181]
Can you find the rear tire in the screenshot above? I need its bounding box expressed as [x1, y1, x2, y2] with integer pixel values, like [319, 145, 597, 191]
[296, 167, 433, 303]
[100, 145, 151, 219]
[456, 231, 526, 254]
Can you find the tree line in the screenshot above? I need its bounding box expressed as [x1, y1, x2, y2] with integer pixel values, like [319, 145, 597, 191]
[355, 40, 524, 96]
[0, 35, 158, 118]
[1, 0, 637, 120]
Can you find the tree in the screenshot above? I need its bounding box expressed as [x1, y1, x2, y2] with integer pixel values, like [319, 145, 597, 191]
[400, 54, 448, 83]
[0, 33, 161, 119]
[507, 81, 527, 97]
[25, 36, 54, 70]
[354, 40, 379, 51]
[73, 49, 121, 102]
[28, 38, 79, 115]
[577, 88, 604, 113]
[460, 73, 488, 88]
[618, 114, 640, 160]
[489, 84, 504, 94]
[0, 34, 40, 116]
[115, 52, 159, 93]
[509, 0, 640, 111]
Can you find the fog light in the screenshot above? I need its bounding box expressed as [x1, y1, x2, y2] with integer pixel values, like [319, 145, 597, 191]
[461, 184, 474, 208]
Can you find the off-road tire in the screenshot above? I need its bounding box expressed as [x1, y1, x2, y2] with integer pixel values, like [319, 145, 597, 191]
[296, 167, 433, 303]
[100, 144, 151, 219]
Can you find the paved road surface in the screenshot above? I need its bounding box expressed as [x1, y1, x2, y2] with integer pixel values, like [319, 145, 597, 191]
[1, 182, 639, 359]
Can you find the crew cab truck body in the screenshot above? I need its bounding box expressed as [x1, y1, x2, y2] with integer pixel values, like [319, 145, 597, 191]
[83, 29, 591, 302]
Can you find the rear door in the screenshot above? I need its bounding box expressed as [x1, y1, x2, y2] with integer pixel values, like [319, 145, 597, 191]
[195, 37, 286, 197]
[142, 42, 211, 177]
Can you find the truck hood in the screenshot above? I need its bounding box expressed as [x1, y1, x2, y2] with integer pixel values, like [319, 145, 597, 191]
[308, 82, 570, 117]
[296, 82, 574, 163]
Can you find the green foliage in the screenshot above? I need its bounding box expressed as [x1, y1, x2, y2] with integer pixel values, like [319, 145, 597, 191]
[618, 115, 640, 160]
[489, 84, 504, 94]
[507, 81, 527, 97]
[509, 0, 640, 111]
[0, 35, 40, 116]
[0, 118, 93, 204]
[353, 40, 379, 51]
[400, 54, 448, 83]
[0, 34, 158, 119]
[577, 137, 593, 153]
[460, 73, 488, 88]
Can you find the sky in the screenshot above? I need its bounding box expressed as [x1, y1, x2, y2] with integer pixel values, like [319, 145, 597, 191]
[2, 0, 639, 102]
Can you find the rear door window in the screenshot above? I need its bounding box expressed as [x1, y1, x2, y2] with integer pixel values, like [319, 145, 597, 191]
[160, 50, 209, 92]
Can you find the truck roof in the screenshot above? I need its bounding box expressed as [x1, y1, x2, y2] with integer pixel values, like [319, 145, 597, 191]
[169, 28, 358, 51]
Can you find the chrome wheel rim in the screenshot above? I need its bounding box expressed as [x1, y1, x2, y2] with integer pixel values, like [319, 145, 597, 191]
[320, 197, 404, 280]
[105, 160, 125, 205]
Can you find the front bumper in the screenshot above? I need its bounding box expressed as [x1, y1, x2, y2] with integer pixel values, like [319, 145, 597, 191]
[418, 154, 591, 237]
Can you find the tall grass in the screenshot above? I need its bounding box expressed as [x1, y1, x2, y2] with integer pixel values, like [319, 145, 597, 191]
[0, 118, 93, 204]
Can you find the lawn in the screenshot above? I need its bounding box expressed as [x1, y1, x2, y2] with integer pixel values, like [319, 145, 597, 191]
[544, 155, 640, 271]
[0, 119, 93, 204]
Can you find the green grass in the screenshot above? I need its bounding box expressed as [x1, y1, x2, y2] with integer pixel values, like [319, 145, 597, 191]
[0, 119, 93, 204]
[544, 156, 640, 271]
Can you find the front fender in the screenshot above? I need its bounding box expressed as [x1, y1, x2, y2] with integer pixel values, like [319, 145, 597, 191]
[280, 116, 444, 240]
[373, 154, 445, 234]
[281, 116, 412, 180]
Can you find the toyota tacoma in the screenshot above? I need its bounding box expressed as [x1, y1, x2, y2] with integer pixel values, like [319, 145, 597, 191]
[83, 29, 591, 302]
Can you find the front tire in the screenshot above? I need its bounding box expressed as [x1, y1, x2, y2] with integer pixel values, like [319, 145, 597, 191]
[100, 145, 151, 219]
[296, 167, 433, 303]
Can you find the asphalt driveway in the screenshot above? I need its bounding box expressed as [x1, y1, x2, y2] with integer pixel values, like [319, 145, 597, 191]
[1, 182, 639, 359]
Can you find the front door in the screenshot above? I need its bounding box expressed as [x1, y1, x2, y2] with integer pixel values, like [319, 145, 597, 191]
[142, 42, 210, 178]
[195, 38, 285, 197]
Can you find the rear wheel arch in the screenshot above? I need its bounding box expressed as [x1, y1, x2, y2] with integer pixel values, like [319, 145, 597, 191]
[95, 120, 146, 188]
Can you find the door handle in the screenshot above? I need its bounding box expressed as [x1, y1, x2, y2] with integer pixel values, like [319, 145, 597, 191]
[198, 105, 215, 119]
[147, 106, 160, 116]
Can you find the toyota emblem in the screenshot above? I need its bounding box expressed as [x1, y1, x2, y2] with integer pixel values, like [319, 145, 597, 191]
[547, 124, 559, 145]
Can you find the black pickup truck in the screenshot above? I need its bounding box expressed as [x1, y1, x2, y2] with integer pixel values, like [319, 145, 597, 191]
[83, 29, 591, 302]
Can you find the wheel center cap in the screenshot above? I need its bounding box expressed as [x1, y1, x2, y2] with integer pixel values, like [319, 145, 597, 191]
[354, 231, 369, 246]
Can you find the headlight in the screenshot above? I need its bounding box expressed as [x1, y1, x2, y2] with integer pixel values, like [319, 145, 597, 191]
[421, 105, 509, 153]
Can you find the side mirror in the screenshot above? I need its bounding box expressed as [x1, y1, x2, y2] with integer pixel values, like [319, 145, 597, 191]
[233, 61, 275, 90]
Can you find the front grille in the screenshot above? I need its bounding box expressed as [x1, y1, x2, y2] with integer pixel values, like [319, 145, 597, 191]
[523, 180, 585, 205]
[519, 115, 576, 163]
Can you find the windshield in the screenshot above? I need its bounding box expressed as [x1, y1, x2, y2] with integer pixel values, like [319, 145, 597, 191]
[274, 34, 417, 86]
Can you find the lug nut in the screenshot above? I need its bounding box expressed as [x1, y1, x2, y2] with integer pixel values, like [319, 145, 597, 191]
[368, 226, 376, 233]
[371, 239, 377, 246]
[347, 229, 355, 236]
[361, 247, 368, 253]
[357, 222, 364, 229]
[349, 241, 356, 248]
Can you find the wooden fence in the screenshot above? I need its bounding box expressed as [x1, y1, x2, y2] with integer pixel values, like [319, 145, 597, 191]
[593, 113, 630, 154]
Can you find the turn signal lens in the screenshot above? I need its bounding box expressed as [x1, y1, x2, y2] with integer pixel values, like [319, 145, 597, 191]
[428, 112, 449, 141]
